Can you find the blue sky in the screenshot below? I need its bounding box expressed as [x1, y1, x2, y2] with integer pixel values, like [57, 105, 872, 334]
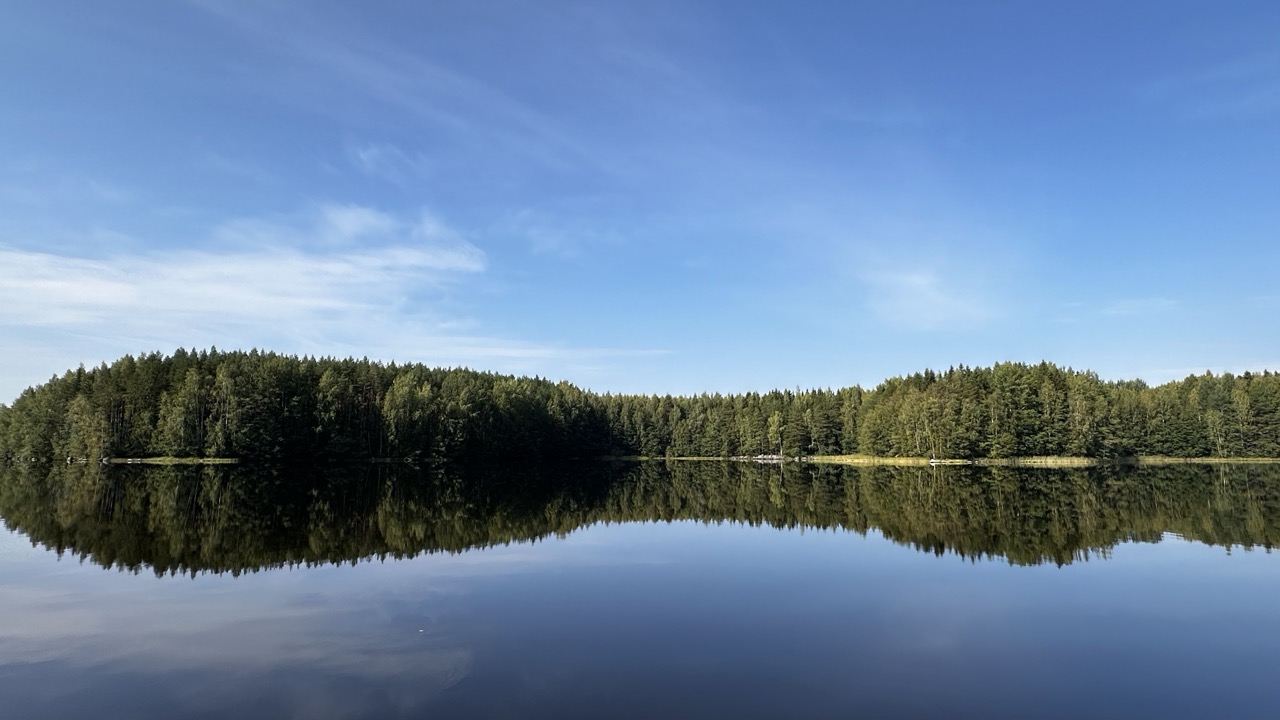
[2, 1, 1278, 403]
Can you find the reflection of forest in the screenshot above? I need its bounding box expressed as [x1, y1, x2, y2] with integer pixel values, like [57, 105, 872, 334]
[1, 460, 1277, 574]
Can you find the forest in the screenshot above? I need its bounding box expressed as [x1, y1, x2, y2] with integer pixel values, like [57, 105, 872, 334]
[0, 348, 1278, 462]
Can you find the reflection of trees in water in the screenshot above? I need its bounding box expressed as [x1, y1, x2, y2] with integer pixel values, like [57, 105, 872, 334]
[2, 460, 1277, 575]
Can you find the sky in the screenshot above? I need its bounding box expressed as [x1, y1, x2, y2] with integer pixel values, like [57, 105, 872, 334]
[2, 1, 1278, 403]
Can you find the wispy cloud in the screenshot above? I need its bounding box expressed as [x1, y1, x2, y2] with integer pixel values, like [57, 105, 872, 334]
[189, 2, 592, 171]
[0, 163, 136, 210]
[0, 207, 483, 334]
[199, 152, 277, 186]
[844, 214, 1017, 334]
[205, 205, 482, 264]
[0, 203, 663, 401]
[347, 142, 434, 184]
[3, 205, 466, 319]
[496, 206, 626, 258]
[861, 270, 995, 332]
[1142, 50, 1280, 120]
[1101, 297, 1176, 316]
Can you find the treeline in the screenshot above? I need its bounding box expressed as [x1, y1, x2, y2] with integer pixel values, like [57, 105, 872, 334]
[0, 350, 1278, 461]
[605, 362, 1280, 458]
[0, 349, 609, 462]
[853, 362, 1280, 458]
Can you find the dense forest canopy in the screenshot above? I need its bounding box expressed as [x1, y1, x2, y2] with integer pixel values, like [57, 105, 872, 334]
[1, 349, 1278, 461]
[2, 460, 1275, 574]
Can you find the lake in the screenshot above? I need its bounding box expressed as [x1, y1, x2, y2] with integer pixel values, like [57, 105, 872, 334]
[1, 460, 1278, 719]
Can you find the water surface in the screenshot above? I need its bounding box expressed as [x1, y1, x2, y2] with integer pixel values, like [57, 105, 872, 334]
[1, 461, 1277, 719]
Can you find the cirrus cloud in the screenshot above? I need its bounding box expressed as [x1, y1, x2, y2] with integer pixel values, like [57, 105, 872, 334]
[0, 204, 654, 402]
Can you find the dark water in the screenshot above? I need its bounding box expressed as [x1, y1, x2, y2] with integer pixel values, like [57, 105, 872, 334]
[1, 460, 1278, 719]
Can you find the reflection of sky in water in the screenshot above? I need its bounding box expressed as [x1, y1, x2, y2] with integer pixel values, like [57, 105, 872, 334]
[2, 522, 1279, 719]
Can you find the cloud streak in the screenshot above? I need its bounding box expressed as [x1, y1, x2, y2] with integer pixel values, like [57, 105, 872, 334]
[1142, 49, 1280, 120]
[190, 1, 594, 171]
[0, 204, 655, 402]
[0, 205, 483, 332]
[861, 269, 996, 332]
[1101, 297, 1176, 316]
[347, 142, 434, 185]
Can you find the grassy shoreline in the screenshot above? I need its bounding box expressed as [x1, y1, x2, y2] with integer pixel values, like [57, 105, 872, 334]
[102, 457, 240, 465]
[19, 455, 1280, 468]
[607, 454, 1280, 467]
[811, 455, 1280, 467]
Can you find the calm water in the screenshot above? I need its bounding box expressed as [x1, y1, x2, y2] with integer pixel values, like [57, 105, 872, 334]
[1, 460, 1278, 719]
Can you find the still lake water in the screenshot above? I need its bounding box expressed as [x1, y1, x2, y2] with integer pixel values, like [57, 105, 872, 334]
[1, 460, 1278, 719]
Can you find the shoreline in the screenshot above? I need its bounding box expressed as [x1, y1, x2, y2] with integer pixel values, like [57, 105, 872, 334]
[608, 454, 1280, 468]
[10, 455, 1280, 468]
